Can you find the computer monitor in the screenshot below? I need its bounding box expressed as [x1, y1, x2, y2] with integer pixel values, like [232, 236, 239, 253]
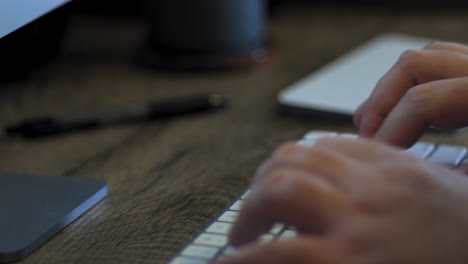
[0, 0, 71, 39]
[0, 0, 72, 82]
[0, 2, 108, 263]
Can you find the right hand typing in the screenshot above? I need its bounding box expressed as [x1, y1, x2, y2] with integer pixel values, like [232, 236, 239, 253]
[354, 41, 468, 148]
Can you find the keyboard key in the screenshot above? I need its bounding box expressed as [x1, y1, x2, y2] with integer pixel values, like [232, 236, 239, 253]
[181, 245, 219, 259]
[260, 234, 275, 243]
[229, 200, 244, 211]
[218, 211, 239, 223]
[193, 234, 228, 248]
[428, 145, 467, 167]
[241, 190, 251, 200]
[406, 142, 435, 158]
[269, 223, 284, 235]
[279, 230, 297, 240]
[222, 246, 238, 256]
[206, 222, 232, 235]
[169, 257, 207, 264]
[340, 133, 358, 139]
[303, 131, 338, 142]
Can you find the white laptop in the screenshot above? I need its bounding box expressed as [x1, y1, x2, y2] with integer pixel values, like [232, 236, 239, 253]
[278, 33, 431, 118]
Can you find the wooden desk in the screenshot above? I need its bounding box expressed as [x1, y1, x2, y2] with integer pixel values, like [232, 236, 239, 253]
[1, 6, 468, 264]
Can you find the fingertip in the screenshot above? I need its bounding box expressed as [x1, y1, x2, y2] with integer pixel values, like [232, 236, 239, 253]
[373, 118, 423, 148]
[353, 100, 368, 128]
[220, 237, 333, 264]
[356, 118, 375, 138]
[358, 110, 386, 139]
[353, 113, 362, 129]
[227, 226, 263, 248]
[227, 204, 271, 248]
[228, 231, 247, 248]
[374, 131, 421, 149]
[372, 99, 428, 148]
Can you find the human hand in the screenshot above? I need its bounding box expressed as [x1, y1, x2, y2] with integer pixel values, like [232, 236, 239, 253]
[215, 136, 468, 264]
[354, 41, 468, 148]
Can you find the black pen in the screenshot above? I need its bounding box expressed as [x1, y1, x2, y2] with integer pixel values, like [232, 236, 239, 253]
[6, 94, 227, 138]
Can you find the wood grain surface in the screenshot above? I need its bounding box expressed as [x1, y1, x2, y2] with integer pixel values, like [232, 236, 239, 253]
[1, 5, 468, 264]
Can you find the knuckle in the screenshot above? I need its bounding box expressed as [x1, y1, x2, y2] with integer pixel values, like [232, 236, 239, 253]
[378, 163, 407, 181]
[260, 169, 306, 203]
[381, 162, 434, 191]
[264, 168, 299, 190]
[272, 142, 301, 160]
[263, 169, 290, 187]
[403, 84, 433, 107]
[397, 49, 423, 69]
[424, 41, 446, 50]
[381, 167, 407, 184]
[305, 143, 341, 164]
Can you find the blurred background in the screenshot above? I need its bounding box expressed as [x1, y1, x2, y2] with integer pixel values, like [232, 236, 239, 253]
[2, 0, 468, 82]
[73, 0, 468, 15]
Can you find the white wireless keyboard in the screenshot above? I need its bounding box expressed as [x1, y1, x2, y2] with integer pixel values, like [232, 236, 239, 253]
[168, 131, 468, 264]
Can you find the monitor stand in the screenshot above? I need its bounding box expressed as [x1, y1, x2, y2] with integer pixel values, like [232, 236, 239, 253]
[0, 172, 107, 263]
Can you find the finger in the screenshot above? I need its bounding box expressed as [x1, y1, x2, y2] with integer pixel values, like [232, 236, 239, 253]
[313, 136, 405, 162]
[253, 142, 356, 188]
[215, 237, 336, 264]
[355, 45, 468, 132]
[424, 41, 468, 56]
[229, 168, 345, 247]
[375, 77, 468, 147]
[359, 49, 468, 139]
[353, 100, 368, 128]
